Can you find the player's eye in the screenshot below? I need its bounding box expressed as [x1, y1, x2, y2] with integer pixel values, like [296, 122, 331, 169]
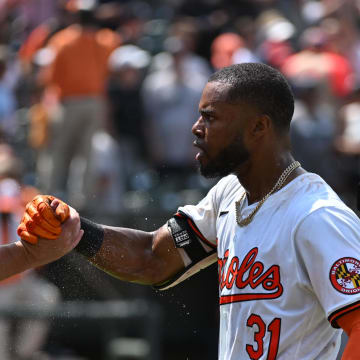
[203, 114, 214, 123]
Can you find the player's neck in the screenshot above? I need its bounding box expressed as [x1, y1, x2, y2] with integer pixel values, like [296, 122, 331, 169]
[235, 152, 304, 205]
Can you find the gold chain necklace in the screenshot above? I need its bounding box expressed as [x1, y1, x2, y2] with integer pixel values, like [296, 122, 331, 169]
[235, 161, 301, 227]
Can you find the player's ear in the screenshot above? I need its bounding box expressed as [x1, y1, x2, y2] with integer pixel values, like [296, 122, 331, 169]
[249, 114, 271, 140]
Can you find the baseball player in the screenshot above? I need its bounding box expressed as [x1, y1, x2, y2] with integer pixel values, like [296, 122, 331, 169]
[18, 63, 360, 359]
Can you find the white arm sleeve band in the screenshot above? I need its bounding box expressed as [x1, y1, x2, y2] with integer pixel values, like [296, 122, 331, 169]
[153, 211, 217, 291]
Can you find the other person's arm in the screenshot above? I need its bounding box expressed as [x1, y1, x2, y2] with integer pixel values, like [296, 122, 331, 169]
[0, 206, 82, 281]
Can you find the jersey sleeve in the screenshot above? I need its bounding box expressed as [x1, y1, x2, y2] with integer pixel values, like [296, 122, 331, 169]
[177, 186, 219, 247]
[153, 181, 221, 291]
[295, 206, 360, 328]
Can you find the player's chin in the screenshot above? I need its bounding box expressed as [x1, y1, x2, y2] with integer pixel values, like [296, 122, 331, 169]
[196, 155, 208, 174]
[199, 156, 234, 178]
[199, 161, 221, 179]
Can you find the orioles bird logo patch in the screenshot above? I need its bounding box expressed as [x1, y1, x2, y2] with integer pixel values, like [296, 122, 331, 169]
[330, 257, 360, 295]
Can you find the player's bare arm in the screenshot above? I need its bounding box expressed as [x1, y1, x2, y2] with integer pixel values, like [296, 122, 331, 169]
[88, 224, 185, 285]
[17, 195, 185, 286]
[1, 205, 83, 281]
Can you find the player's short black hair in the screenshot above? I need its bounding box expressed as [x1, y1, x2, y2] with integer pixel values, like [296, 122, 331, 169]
[208, 63, 294, 133]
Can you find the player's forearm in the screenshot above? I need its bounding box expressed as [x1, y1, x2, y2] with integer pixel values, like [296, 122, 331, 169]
[0, 242, 31, 281]
[88, 225, 180, 285]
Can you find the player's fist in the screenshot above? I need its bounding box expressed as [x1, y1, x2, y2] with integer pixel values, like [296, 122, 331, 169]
[17, 195, 70, 244]
[18, 205, 83, 270]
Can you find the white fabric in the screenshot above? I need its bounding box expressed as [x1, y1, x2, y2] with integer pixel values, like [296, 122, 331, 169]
[175, 173, 360, 360]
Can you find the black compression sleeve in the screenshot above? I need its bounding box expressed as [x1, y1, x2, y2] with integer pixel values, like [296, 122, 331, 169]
[74, 217, 104, 258]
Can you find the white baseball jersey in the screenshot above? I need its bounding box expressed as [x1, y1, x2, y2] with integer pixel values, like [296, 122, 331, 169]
[161, 172, 360, 359]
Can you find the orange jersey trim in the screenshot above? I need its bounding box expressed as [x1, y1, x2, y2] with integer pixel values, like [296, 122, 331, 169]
[328, 300, 360, 328]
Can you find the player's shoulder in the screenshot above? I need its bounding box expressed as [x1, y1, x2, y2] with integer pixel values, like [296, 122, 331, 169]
[213, 174, 241, 192]
[290, 172, 355, 221]
[296, 173, 343, 202]
[210, 174, 243, 205]
[289, 174, 360, 251]
[186, 174, 242, 217]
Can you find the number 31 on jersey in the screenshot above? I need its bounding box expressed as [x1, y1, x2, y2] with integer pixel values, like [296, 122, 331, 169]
[246, 314, 281, 360]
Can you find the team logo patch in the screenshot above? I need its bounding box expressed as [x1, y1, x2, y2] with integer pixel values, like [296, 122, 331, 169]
[330, 257, 360, 295]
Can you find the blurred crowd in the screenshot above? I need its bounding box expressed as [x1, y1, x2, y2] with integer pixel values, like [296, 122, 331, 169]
[0, 0, 360, 217]
[1, 0, 360, 358]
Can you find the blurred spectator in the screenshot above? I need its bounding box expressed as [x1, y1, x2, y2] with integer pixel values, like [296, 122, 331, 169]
[290, 76, 342, 192]
[256, 9, 295, 68]
[17, 0, 59, 33]
[45, 5, 120, 57]
[114, 1, 150, 47]
[210, 32, 248, 69]
[232, 16, 260, 64]
[108, 44, 150, 160]
[334, 86, 360, 206]
[282, 26, 354, 98]
[0, 144, 60, 360]
[18, 2, 76, 74]
[46, 2, 119, 209]
[72, 45, 152, 216]
[87, 130, 126, 216]
[142, 56, 202, 183]
[320, 15, 360, 87]
[149, 17, 211, 87]
[0, 46, 16, 142]
[26, 61, 62, 194]
[142, 20, 211, 186]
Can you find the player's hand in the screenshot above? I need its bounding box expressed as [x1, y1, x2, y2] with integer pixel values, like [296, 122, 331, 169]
[17, 195, 70, 244]
[19, 205, 84, 268]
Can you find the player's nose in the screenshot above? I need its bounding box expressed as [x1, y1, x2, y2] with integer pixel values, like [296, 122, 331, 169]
[192, 116, 204, 138]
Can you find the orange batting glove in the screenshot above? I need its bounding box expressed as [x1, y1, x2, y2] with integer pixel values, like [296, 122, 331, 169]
[17, 195, 70, 244]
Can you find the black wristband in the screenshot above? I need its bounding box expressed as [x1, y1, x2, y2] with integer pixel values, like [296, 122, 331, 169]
[74, 217, 104, 258]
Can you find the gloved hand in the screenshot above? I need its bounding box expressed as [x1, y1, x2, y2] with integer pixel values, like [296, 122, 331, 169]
[17, 195, 70, 244]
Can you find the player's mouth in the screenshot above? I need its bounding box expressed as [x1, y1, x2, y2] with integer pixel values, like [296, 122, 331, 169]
[193, 140, 207, 161]
[195, 151, 204, 161]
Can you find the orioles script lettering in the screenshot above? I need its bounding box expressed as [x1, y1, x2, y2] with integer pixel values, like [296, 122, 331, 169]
[218, 247, 283, 305]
